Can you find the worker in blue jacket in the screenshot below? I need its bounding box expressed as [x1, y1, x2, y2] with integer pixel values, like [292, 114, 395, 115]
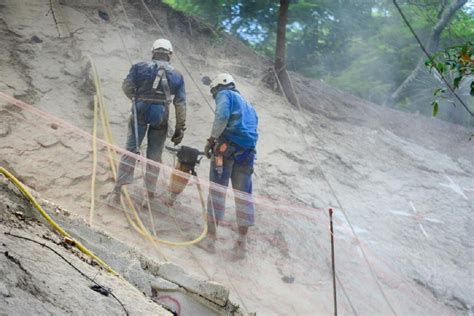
[112, 39, 186, 201]
[202, 73, 258, 259]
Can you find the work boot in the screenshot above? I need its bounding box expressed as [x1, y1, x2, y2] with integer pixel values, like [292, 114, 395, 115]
[141, 190, 155, 208]
[163, 192, 177, 207]
[107, 186, 122, 205]
[197, 233, 216, 254]
[233, 235, 247, 260]
[147, 190, 155, 200]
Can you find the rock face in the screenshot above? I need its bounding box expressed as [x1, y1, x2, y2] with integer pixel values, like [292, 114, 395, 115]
[0, 175, 241, 315]
[0, 0, 472, 315]
[0, 178, 169, 315]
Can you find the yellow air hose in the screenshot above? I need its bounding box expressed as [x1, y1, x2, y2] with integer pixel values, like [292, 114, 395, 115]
[89, 95, 99, 224]
[86, 55, 168, 260]
[86, 55, 210, 249]
[0, 167, 119, 277]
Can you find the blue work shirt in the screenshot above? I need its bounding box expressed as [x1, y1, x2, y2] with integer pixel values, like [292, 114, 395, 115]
[122, 60, 186, 126]
[211, 89, 258, 149]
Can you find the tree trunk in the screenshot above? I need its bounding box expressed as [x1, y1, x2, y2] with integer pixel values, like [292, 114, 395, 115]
[274, 0, 297, 106]
[384, 0, 467, 107]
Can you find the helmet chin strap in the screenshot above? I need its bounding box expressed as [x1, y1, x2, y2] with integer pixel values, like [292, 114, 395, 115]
[152, 51, 171, 62]
[211, 83, 236, 98]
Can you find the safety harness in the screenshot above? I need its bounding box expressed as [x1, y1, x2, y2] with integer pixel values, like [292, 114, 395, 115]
[152, 65, 172, 105]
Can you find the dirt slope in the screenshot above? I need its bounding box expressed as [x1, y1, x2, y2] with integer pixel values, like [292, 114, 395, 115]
[0, 177, 171, 315]
[0, 0, 473, 315]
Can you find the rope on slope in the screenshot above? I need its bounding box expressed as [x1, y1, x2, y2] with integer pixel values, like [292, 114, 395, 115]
[392, 0, 473, 116]
[272, 66, 397, 315]
[4, 231, 129, 316]
[140, 0, 215, 114]
[86, 55, 210, 248]
[0, 166, 119, 277]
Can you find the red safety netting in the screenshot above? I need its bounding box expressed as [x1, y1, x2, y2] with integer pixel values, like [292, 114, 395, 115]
[0, 92, 449, 315]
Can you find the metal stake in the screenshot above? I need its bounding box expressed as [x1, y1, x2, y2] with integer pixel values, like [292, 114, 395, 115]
[132, 97, 140, 155]
[329, 208, 337, 316]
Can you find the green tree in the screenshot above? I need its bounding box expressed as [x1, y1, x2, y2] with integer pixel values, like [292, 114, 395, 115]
[163, 0, 474, 125]
[426, 41, 473, 116]
[274, 0, 298, 105]
[386, 0, 468, 107]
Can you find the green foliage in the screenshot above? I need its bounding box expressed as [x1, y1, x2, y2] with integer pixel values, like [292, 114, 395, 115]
[426, 41, 473, 116]
[164, 0, 474, 125]
[432, 100, 439, 116]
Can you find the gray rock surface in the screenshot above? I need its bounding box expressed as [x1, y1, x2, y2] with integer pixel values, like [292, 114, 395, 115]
[0, 0, 472, 314]
[0, 175, 241, 315]
[158, 262, 230, 306]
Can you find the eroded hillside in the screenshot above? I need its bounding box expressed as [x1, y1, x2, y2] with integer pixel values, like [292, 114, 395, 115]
[1, 0, 473, 314]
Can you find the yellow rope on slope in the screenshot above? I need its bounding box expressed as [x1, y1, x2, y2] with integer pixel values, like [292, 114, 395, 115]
[86, 55, 209, 250]
[0, 166, 120, 277]
[85, 55, 168, 261]
[89, 95, 99, 224]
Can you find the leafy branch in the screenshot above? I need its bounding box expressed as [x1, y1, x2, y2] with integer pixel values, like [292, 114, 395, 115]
[425, 41, 473, 116]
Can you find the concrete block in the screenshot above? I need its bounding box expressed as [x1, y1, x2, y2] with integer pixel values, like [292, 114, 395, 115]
[158, 262, 229, 306]
[151, 277, 180, 291]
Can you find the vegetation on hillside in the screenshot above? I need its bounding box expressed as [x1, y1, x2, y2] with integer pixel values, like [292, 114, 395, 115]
[164, 0, 474, 126]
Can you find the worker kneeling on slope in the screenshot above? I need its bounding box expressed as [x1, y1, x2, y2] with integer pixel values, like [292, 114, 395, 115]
[202, 73, 258, 259]
[111, 38, 187, 202]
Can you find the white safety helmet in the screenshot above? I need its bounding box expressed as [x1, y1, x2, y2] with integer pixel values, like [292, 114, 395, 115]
[151, 38, 173, 54]
[210, 73, 235, 92]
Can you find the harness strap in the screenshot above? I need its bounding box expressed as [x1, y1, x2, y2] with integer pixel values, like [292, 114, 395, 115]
[161, 71, 172, 104]
[152, 66, 172, 105]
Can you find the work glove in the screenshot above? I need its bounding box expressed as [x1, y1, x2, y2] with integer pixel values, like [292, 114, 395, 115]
[122, 79, 136, 100]
[175, 104, 186, 131]
[171, 128, 184, 145]
[204, 137, 216, 159]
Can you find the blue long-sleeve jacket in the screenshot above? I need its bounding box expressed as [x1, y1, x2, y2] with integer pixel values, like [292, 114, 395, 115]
[122, 60, 186, 129]
[211, 89, 258, 149]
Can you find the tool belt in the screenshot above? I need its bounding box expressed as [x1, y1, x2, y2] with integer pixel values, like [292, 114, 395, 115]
[215, 138, 255, 167]
[135, 95, 169, 103]
[135, 97, 166, 106]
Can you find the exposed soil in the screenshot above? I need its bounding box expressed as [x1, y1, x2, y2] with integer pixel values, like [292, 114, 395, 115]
[0, 0, 472, 315]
